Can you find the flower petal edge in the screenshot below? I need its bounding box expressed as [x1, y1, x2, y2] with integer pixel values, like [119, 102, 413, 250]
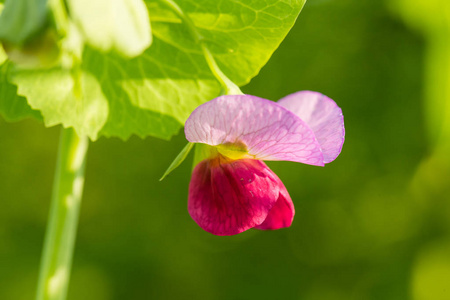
[185, 94, 325, 166]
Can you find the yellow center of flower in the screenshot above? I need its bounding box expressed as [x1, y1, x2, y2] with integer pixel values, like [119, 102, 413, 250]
[216, 141, 253, 160]
[194, 142, 254, 166]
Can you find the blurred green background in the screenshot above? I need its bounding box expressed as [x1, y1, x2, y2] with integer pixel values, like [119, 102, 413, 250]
[1, 0, 450, 299]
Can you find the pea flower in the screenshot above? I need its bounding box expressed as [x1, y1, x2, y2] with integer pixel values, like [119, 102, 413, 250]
[185, 91, 345, 235]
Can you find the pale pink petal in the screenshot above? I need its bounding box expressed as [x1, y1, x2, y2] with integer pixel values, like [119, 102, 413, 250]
[188, 158, 285, 236]
[185, 95, 324, 166]
[278, 91, 345, 163]
[254, 187, 294, 230]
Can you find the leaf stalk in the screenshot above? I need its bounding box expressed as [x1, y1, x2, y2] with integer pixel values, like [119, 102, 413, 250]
[161, 0, 242, 95]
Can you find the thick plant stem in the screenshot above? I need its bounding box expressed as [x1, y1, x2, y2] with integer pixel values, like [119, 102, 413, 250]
[36, 128, 89, 300]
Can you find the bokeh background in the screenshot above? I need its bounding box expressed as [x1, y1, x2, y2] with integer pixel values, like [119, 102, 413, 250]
[1, 0, 450, 299]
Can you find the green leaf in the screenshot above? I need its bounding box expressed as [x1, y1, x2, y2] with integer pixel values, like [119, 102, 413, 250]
[0, 63, 42, 122]
[148, 0, 306, 86]
[83, 45, 220, 140]
[10, 0, 305, 140]
[160, 142, 194, 181]
[0, 0, 48, 45]
[11, 67, 107, 139]
[67, 0, 152, 57]
[97, 0, 305, 139]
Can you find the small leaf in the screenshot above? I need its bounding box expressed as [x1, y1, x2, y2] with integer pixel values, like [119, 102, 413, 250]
[67, 0, 152, 57]
[160, 142, 194, 181]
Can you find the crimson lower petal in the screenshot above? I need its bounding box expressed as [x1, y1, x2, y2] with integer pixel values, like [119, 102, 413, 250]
[255, 187, 294, 230]
[188, 156, 294, 235]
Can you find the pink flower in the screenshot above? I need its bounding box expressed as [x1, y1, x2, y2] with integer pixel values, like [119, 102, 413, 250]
[185, 91, 345, 235]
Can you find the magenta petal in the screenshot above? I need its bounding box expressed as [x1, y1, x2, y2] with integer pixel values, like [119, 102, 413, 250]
[255, 187, 294, 230]
[278, 91, 345, 163]
[185, 95, 324, 166]
[188, 157, 287, 235]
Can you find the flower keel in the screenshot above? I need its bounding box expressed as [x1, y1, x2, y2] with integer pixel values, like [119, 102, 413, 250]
[188, 156, 293, 235]
[255, 187, 294, 230]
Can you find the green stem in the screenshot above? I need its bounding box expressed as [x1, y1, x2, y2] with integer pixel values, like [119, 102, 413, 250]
[36, 128, 89, 300]
[48, 0, 69, 36]
[162, 0, 243, 95]
[200, 45, 242, 95]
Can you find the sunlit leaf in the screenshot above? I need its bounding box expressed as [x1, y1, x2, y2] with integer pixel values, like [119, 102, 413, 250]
[11, 67, 107, 139]
[10, 0, 305, 140]
[148, 0, 306, 86]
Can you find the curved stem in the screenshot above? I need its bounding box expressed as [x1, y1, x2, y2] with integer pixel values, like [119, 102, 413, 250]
[200, 45, 242, 95]
[162, 0, 243, 95]
[36, 128, 89, 300]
